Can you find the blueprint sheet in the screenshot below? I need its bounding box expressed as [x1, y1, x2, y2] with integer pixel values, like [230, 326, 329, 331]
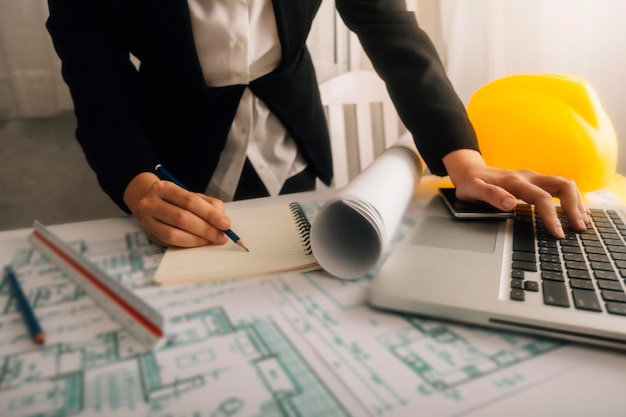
[0, 209, 588, 416]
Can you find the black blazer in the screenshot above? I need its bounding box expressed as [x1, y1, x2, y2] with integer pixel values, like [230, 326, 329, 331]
[47, 0, 478, 211]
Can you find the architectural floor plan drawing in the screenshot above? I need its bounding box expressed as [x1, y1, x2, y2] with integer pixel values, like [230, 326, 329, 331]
[262, 271, 586, 417]
[0, 209, 589, 417]
[0, 239, 365, 416]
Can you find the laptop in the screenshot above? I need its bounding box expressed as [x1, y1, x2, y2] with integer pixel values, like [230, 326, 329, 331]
[367, 191, 626, 350]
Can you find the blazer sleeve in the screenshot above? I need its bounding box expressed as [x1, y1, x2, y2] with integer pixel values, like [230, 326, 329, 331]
[335, 0, 479, 176]
[46, 0, 157, 212]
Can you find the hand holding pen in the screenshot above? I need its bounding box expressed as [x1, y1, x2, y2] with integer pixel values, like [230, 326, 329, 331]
[121, 166, 248, 250]
[154, 164, 248, 251]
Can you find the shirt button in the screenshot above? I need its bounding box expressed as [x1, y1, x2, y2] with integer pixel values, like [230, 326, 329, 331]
[234, 41, 245, 51]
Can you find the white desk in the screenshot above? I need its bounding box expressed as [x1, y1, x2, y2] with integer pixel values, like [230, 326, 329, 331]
[1, 180, 625, 417]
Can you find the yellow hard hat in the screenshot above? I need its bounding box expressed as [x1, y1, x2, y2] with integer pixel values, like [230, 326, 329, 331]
[467, 73, 618, 192]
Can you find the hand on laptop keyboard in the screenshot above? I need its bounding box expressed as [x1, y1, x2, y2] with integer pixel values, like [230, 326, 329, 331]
[442, 149, 590, 239]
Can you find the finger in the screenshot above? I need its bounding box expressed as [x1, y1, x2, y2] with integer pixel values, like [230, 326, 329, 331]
[137, 200, 230, 247]
[132, 195, 213, 247]
[144, 218, 212, 248]
[507, 184, 565, 239]
[199, 194, 226, 211]
[506, 177, 566, 238]
[159, 184, 232, 231]
[533, 197, 565, 239]
[477, 172, 566, 238]
[151, 200, 230, 245]
[197, 194, 232, 229]
[528, 175, 589, 232]
[141, 182, 230, 244]
[455, 180, 517, 211]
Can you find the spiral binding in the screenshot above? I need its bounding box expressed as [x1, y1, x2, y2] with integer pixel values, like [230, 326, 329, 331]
[288, 202, 313, 255]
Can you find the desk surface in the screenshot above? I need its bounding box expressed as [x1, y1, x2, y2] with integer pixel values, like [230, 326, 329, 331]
[1, 178, 625, 417]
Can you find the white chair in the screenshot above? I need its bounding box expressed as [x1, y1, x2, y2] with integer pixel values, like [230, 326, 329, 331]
[319, 70, 404, 188]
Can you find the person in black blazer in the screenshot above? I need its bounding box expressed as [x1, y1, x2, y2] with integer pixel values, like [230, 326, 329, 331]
[46, 0, 589, 247]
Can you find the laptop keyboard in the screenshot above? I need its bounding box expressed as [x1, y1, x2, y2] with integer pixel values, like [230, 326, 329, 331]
[510, 204, 626, 316]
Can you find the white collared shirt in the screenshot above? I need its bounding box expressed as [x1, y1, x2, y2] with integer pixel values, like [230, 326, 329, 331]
[187, 0, 307, 201]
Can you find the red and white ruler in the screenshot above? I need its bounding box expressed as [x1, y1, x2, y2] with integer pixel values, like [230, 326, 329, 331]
[30, 221, 168, 350]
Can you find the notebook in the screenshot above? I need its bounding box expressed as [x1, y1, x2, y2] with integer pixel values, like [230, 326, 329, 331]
[367, 192, 626, 350]
[153, 202, 319, 285]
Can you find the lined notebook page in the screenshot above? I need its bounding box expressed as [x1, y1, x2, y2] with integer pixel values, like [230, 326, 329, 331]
[153, 203, 319, 285]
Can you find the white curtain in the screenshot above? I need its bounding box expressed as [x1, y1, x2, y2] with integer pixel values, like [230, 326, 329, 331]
[0, 0, 72, 119]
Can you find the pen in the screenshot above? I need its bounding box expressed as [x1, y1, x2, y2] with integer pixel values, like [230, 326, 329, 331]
[154, 164, 249, 252]
[5, 266, 45, 344]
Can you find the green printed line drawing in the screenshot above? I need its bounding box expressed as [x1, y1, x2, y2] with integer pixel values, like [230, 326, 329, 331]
[0, 305, 352, 416]
[265, 278, 407, 414]
[377, 317, 562, 394]
[0, 209, 574, 417]
[265, 275, 564, 415]
[0, 234, 353, 416]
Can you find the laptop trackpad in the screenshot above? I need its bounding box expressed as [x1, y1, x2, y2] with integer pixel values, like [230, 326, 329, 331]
[412, 216, 499, 253]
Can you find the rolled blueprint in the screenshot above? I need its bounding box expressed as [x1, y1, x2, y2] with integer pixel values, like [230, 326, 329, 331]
[310, 134, 424, 279]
